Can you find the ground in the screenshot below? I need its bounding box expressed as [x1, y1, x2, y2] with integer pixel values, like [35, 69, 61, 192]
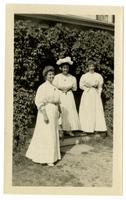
[13, 135, 113, 187]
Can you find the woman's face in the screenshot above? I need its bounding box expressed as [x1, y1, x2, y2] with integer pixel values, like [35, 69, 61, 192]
[61, 64, 69, 75]
[46, 71, 55, 83]
[88, 63, 95, 72]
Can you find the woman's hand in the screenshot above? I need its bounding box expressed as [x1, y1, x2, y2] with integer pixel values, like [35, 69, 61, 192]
[92, 84, 98, 89]
[84, 81, 98, 89]
[62, 89, 68, 93]
[84, 81, 92, 88]
[40, 108, 49, 124]
[43, 115, 49, 124]
[60, 88, 71, 93]
[92, 81, 98, 89]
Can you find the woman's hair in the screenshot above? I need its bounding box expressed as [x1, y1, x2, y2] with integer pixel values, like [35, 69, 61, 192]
[87, 60, 96, 66]
[42, 65, 54, 79]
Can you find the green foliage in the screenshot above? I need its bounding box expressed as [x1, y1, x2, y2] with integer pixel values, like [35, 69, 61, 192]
[13, 87, 36, 151]
[14, 19, 114, 151]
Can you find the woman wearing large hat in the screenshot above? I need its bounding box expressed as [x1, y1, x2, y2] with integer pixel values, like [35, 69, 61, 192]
[53, 57, 80, 136]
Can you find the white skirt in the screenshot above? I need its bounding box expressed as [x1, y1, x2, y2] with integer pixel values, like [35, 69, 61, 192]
[79, 88, 107, 132]
[26, 103, 61, 164]
[60, 90, 80, 131]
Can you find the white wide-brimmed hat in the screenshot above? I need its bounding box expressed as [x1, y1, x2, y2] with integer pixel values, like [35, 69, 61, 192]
[56, 56, 73, 65]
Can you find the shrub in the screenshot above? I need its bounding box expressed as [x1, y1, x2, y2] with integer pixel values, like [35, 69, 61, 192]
[13, 87, 36, 151]
[14, 19, 114, 151]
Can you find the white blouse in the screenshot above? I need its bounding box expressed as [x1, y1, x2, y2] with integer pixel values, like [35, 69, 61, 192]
[35, 81, 60, 110]
[53, 73, 77, 91]
[79, 72, 104, 94]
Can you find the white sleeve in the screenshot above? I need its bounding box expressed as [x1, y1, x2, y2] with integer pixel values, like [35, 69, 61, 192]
[53, 75, 59, 88]
[79, 75, 88, 91]
[98, 75, 104, 95]
[72, 76, 77, 91]
[35, 85, 46, 110]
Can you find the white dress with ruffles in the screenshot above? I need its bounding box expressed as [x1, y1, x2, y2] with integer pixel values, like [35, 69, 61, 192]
[53, 73, 80, 131]
[26, 81, 61, 164]
[79, 72, 107, 133]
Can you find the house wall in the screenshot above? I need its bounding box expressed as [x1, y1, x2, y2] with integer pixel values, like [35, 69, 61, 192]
[15, 14, 114, 35]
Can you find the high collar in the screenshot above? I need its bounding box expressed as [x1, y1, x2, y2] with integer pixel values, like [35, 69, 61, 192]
[88, 71, 95, 74]
[61, 73, 70, 77]
[45, 80, 52, 85]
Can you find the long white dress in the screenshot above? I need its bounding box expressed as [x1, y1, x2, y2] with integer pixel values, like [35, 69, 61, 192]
[53, 73, 80, 131]
[79, 72, 107, 133]
[26, 81, 61, 164]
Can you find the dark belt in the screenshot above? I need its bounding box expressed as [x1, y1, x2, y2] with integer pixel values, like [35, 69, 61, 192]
[59, 88, 72, 95]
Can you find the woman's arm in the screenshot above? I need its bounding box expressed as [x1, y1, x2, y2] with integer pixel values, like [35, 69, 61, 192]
[72, 76, 77, 91]
[35, 85, 49, 124]
[35, 85, 45, 109]
[83, 81, 92, 88]
[98, 75, 104, 95]
[79, 75, 91, 90]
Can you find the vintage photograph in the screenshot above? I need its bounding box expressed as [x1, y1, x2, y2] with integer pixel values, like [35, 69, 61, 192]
[4, 5, 123, 195]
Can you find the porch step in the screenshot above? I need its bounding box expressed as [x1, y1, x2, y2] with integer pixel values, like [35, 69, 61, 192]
[60, 133, 101, 147]
[28, 128, 103, 147]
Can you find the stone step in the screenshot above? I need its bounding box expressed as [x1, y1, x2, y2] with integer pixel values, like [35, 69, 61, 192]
[60, 134, 101, 147]
[28, 128, 104, 147]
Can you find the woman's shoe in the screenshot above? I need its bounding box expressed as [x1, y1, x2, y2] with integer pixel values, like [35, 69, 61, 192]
[64, 131, 74, 137]
[48, 163, 54, 167]
[68, 131, 74, 136]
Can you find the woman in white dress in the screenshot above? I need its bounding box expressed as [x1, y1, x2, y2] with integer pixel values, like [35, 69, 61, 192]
[26, 66, 61, 166]
[53, 57, 80, 136]
[79, 60, 107, 134]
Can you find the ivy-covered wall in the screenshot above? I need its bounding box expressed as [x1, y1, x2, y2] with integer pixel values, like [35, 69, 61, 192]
[14, 19, 114, 150]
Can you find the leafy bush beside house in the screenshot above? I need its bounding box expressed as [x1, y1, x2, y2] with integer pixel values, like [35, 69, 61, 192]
[14, 20, 114, 151]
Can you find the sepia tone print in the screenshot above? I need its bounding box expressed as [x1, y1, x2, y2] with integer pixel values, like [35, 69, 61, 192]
[4, 4, 123, 195]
